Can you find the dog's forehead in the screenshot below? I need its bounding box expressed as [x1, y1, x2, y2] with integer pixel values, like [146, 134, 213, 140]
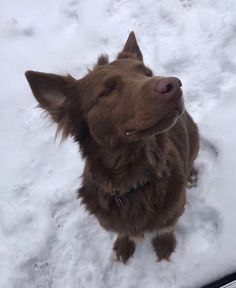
[110, 58, 143, 70]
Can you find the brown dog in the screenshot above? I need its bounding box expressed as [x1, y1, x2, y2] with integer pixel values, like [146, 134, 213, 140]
[25, 32, 199, 263]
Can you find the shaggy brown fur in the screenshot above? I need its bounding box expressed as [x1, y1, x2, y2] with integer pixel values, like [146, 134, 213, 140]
[25, 32, 199, 263]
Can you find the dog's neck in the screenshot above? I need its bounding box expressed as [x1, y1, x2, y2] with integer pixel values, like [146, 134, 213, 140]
[83, 133, 170, 196]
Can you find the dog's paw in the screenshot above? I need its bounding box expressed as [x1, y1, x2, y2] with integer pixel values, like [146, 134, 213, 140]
[152, 232, 176, 261]
[113, 235, 135, 264]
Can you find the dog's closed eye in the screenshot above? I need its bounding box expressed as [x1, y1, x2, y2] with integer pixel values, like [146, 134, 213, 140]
[99, 76, 121, 98]
[99, 84, 116, 97]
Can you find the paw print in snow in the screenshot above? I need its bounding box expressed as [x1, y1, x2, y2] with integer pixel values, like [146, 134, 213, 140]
[179, 0, 192, 8]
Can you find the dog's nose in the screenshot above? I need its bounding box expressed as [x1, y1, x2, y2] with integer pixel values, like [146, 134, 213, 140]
[155, 77, 182, 94]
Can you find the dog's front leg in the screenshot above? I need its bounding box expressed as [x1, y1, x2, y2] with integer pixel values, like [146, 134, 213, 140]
[152, 227, 176, 261]
[113, 234, 135, 264]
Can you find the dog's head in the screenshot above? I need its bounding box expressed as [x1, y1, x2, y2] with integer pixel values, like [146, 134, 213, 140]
[25, 32, 184, 150]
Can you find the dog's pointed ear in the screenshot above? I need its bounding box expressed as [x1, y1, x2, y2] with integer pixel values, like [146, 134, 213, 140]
[25, 70, 74, 123]
[117, 31, 143, 61]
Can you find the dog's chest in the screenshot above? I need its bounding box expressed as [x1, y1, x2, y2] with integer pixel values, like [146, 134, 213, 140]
[97, 180, 174, 235]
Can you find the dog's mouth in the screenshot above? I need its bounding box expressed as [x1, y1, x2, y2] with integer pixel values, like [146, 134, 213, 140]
[125, 108, 184, 140]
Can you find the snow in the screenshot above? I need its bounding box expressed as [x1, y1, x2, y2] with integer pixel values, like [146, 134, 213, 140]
[1, 0, 236, 287]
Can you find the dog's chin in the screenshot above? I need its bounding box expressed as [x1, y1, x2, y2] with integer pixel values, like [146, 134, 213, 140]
[125, 108, 184, 142]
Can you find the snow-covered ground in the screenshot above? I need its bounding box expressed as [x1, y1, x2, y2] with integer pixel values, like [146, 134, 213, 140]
[1, 0, 236, 287]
